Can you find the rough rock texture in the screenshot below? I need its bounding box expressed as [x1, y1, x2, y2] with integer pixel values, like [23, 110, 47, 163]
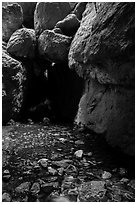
[2, 2, 36, 28]
[7, 28, 36, 59]
[34, 2, 71, 36]
[72, 2, 87, 20]
[69, 3, 135, 155]
[55, 14, 80, 36]
[2, 3, 23, 42]
[2, 52, 26, 124]
[38, 30, 72, 63]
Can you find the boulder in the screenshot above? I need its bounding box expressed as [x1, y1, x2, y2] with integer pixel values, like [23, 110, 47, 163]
[69, 3, 135, 155]
[2, 3, 23, 42]
[34, 2, 71, 35]
[2, 2, 36, 28]
[55, 14, 80, 36]
[2, 52, 26, 124]
[72, 2, 87, 20]
[38, 30, 72, 63]
[7, 28, 36, 59]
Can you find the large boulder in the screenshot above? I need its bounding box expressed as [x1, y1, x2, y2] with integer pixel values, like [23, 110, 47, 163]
[34, 2, 71, 35]
[69, 3, 135, 155]
[2, 3, 23, 42]
[2, 52, 26, 124]
[38, 30, 72, 63]
[55, 14, 80, 36]
[7, 28, 36, 59]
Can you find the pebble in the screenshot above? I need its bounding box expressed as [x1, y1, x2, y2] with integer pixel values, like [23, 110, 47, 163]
[102, 171, 112, 179]
[2, 192, 12, 202]
[119, 168, 127, 177]
[15, 182, 31, 194]
[74, 150, 83, 158]
[3, 174, 11, 182]
[48, 167, 57, 175]
[38, 158, 48, 168]
[30, 182, 40, 195]
[3, 169, 10, 175]
[75, 140, 84, 145]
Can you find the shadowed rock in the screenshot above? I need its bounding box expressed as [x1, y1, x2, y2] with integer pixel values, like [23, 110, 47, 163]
[2, 3, 23, 42]
[34, 2, 71, 36]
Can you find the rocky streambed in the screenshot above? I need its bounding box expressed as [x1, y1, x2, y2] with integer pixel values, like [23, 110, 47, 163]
[2, 122, 135, 202]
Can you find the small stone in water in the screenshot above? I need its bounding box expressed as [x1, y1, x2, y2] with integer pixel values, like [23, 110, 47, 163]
[102, 171, 112, 179]
[74, 150, 83, 158]
[15, 182, 31, 194]
[3, 174, 11, 181]
[2, 192, 12, 202]
[119, 168, 127, 177]
[75, 140, 84, 145]
[48, 167, 57, 175]
[3, 169, 10, 175]
[30, 182, 40, 195]
[38, 158, 48, 168]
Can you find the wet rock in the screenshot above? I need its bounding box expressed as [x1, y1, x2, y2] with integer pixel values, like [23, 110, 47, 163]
[69, 2, 135, 156]
[2, 3, 23, 42]
[38, 30, 72, 63]
[72, 2, 87, 20]
[51, 196, 71, 202]
[2, 52, 26, 124]
[38, 158, 48, 168]
[34, 2, 71, 35]
[7, 28, 36, 59]
[15, 182, 31, 194]
[74, 150, 83, 158]
[78, 180, 106, 201]
[2, 192, 12, 202]
[30, 182, 40, 195]
[102, 171, 112, 179]
[67, 188, 79, 201]
[55, 14, 80, 36]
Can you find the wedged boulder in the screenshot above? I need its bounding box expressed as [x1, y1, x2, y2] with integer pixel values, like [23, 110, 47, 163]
[55, 14, 80, 36]
[2, 3, 23, 42]
[69, 3, 135, 155]
[34, 2, 71, 35]
[2, 52, 26, 124]
[7, 28, 36, 59]
[2, 2, 36, 28]
[72, 2, 87, 20]
[38, 30, 72, 63]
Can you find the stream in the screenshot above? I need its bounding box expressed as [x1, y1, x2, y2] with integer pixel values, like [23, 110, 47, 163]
[2, 121, 135, 202]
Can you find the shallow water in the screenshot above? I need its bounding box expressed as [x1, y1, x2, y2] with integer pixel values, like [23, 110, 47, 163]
[2, 123, 135, 202]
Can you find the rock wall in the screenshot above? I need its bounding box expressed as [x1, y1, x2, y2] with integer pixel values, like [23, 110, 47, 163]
[69, 2, 135, 155]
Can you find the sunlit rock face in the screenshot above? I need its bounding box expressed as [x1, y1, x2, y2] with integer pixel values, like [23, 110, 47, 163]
[69, 2, 135, 156]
